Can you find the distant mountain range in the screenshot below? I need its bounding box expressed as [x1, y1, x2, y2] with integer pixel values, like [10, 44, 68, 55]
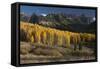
[20, 13, 96, 33]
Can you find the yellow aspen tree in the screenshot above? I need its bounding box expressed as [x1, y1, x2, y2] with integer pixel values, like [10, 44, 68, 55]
[65, 32, 70, 47]
[57, 32, 63, 46]
[54, 32, 58, 46]
[41, 31, 47, 44]
[31, 36, 34, 43]
[36, 31, 41, 43]
[45, 30, 49, 45]
[77, 34, 81, 44]
[73, 35, 77, 50]
[49, 30, 54, 46]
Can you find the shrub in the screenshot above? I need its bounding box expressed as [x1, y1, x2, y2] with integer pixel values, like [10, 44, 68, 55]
[20, 42, 31, 55]
[20, 29, 28, 41]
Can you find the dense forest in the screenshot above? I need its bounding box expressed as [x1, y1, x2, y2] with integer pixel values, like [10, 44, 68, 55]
[20, 13, 96, 33]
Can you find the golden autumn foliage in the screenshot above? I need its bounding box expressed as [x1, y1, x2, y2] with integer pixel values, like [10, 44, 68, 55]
[31, 36, 34, 43]
[20, 21, 95, 47]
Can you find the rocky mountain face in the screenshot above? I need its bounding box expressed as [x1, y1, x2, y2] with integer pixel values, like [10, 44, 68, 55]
[20, 13, 96, 33]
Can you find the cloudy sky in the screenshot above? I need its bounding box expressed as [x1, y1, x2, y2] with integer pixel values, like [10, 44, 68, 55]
[20, 5, 96, 17]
